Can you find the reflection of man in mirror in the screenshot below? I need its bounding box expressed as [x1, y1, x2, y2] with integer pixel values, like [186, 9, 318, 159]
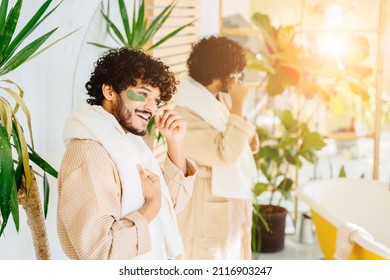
[57, 47, 197, 260]
[174, 36, 259, 260]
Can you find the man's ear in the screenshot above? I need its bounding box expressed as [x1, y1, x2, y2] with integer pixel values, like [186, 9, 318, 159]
[102, 84, 116, 101]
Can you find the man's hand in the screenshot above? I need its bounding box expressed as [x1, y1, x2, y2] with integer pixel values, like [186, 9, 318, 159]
[154, 109, 187, 144]
[154, 109, 187, 175]
[228, 79, 249, 117]
[137, 165, 161, 223]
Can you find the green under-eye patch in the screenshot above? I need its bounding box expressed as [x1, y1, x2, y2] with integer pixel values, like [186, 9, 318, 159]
[126, 90, 146, 102]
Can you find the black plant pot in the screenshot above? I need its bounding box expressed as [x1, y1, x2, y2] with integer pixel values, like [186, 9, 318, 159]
[252, 205, 287, 253]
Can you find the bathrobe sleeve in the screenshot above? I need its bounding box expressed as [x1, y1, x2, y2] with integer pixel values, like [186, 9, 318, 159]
[57, 139, 151, 260]
[174, 105, 257, 166]
[161, 156, 197, 213]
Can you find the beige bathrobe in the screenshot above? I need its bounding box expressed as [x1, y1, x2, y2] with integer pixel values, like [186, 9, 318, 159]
[175, 92, 259, 260]
[57, 106, 197, 260]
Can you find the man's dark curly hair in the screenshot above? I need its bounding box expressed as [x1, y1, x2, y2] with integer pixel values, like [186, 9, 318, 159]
[187, 36, 246, 86]
[86, 47, 178, 105]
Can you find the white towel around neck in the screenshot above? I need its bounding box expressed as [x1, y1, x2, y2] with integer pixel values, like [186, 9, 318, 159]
[174, 76, 257, 199]
[63, 105, 184, 260]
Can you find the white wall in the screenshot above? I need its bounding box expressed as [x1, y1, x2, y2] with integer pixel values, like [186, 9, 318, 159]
[0, 0, 220, 259]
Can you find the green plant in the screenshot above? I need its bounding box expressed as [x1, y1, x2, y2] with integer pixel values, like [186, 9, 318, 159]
[251, 110, 326, 253]
[253, 110, 326, 206]
[0, 0, 72, 259]
[88, 0, 195, 51]
[246, 12, 372, 128]
[245, 12, 330, 252]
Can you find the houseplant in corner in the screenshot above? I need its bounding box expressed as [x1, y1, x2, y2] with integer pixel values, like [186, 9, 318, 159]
[0, 0, 74, 259]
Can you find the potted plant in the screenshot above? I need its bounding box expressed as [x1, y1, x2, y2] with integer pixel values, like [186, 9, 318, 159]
[251, 110, 326, 253]
[244, 12, 330, 253]
[245, 11, 372, 253]
[0, 0, 74, 259]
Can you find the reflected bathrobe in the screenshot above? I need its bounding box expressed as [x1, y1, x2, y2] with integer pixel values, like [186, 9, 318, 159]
[175, 92, 259, 260]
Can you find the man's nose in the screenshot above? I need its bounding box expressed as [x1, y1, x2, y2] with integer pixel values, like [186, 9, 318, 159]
[143, 98, 157, 114]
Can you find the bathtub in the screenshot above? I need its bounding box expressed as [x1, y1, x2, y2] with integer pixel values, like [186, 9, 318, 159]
[297, 178, 390, 260]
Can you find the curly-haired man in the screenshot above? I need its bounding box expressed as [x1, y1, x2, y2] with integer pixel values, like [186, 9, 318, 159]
[174, 36, 259, 259]
[57, 47, 197, 260]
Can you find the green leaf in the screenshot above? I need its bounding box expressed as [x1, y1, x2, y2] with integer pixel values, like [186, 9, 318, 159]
[86, 42, 114, 50]
[26, 26, 81, 63]
[1, 86, 34, 146]
[266, 73, 284, 96]
[11, 121, 23, 190]
[0, 0, 22, 65]
[0, 28, 57, 76]
[277, 178, 293, 194]
[276, 24, 296, 51]
[0, 123, 14, 233]
[43, 172, 49, 218]
[0, 0, 9, 31]
[149, 20, 196, 50]
[147, 116, 155, 135]
[100, 10, 127, 46]
[13, 116, 32, 197]
[302, 131, 326, 150]
[253, 182, 268, 197]
[0, 97, 12, 135]
[28, 144, 58, 178]
[139, 0, 177, 47]
[251, 12, 277, 54]
[277, 110, 299, 133]
[2, 0, 55, 62]
[10, 180, 19, 232]
[133, 0, 146, 46]
[117, 0, 131, 43]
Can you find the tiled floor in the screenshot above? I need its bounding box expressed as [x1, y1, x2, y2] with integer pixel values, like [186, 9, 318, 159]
[253, 233, 324, 260]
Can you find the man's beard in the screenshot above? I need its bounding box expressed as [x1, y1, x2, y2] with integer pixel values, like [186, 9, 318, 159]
[113, 96, 147, 136]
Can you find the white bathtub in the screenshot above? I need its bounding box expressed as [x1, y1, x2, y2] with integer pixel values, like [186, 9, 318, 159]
[297, 178, 390, 260]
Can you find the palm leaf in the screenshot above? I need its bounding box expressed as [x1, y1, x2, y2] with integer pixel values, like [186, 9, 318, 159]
[100, 10, 127, 46]
[13, 116, 32, 198]
[43, 172, 49, 218]
[26, 26, 81, 63]
[149, 20, 195, 50]
[2, 79, 24, 114]
[131, 0, 146, 47]
[0, 0, 22, 65]
[1, 86, 34, 147]
[0, 0, 8, 31]
[139, 1, 176, 47]
[28, 144, 58, 178]
[0, 28, 58, 76]
[0, 123, 13, 235]
[87, 42, 114, 50]
[118, 0, 131, 43]
[9, 180, 19, 232]
[11, 122, 23, 190]
[2, 0, 54, 64]
[0, 96, 12, 135]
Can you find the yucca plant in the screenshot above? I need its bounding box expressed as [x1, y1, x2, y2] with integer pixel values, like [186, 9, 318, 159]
[88, 0, 195, 51]
[0, 0, 70, 259]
